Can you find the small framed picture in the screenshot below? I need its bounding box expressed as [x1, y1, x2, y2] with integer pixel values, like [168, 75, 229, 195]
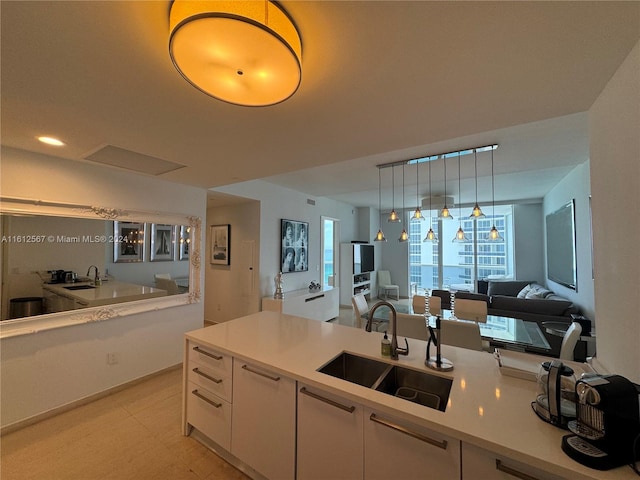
[150, 224, 176, 261]
[179, 225, 190, 261]
[281, 219, 308, 273]
[114, 221, 146, 263]
[210, 224, 230, 265]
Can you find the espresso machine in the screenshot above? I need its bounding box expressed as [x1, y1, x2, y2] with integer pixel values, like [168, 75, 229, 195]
[561, 373, 640, 471]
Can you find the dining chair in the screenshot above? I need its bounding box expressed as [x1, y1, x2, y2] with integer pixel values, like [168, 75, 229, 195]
[155, 277, 180, 295]
[427, 295, 441, 316]
[440, 319, 483, 351]
[377, 270, 399, 301]
[392, 312, 429, 341]
[453, 298, 488, 323]
[559, 322, 582, 361]
[412, 295, 425, 314]
[351, 293, 370, 329]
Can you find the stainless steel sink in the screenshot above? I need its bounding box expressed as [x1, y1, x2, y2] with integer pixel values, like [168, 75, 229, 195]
[317, 352, 391, 388]
[317, 351, 452, 411]
[63, 285, 95, 290]
[373, 365, 452, 411]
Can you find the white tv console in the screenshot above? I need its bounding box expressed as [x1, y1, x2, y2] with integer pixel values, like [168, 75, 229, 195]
[262, 286, 339, 322]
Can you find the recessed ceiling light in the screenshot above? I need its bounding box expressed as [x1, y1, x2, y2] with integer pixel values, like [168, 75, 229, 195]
[37, 136, 65, 146]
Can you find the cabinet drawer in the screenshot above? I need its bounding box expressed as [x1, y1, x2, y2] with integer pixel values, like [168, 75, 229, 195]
[188, 360, 232, 402]
[188, 342, 232, 376]
[364, 407, 460, 479]
[186, 381, 231, 451]
[462, 443, 565, 480]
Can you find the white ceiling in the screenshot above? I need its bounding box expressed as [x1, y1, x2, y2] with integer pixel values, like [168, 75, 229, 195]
[1, 1, 638, 210]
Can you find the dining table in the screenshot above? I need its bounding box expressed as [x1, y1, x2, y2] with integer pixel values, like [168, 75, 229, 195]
[370, 303, 551, 353]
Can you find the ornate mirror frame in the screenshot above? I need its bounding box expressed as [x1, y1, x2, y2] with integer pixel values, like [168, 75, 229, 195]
[0, 196, 201, 339]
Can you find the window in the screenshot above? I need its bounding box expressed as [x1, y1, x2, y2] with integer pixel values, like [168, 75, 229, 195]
[409, 204, 514, 290]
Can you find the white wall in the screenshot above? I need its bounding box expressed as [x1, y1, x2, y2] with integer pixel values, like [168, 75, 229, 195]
[0, 148, 207, 428]
[206, 199, 261, 323]
[543, 162, 595, 319]
[212, 180, 357, 299]
[588, 40, 640, 383]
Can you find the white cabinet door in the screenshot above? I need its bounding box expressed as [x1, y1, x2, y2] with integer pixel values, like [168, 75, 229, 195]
[462, 443, 565, 480]
[364, 408, 461, 480]
[231, 360, 296, 480]
[297, 384, 364, 480]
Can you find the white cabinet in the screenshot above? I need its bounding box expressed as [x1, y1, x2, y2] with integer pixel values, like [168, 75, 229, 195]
[339, 243, 376, 306]
[364, 407, 461, 480]
[461, 443, 565, 480]
[184, 342, 233, 450]
[297, 384, 364, 480]
[231, 360, 296, 480]
[262, 286, 339, 321]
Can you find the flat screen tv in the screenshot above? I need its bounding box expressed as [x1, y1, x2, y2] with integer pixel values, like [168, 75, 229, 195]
[545, 200, 577, 290]
[353, 244, 374, 274]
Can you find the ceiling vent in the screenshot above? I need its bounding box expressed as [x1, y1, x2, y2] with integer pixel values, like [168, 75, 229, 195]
[83, 145, 186, 176]
[307, 199, 316, 206]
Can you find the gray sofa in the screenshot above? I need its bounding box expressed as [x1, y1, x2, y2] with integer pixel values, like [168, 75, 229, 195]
[434, 281, 583, 358]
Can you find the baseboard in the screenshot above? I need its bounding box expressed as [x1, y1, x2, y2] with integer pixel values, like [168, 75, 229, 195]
[1, 363, 182, 436]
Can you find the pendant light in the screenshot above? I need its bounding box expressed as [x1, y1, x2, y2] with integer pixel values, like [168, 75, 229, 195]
[438, 156, 454, 220]
[487, 149, 504, 241]
[399, 163, 409, 242]
[411, 160, 424, 221]
[423, 160, 438, 242]
[452, 152, 469, 243]
[469, 150, 485, 218]
[374, 168, 387, 242]
[387, 165, 401, 223]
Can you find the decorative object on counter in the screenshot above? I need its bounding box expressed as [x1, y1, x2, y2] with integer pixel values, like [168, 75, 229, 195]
[114, 221, 146, 263]
[274, 272, 284, 299]
[281, 219, 308, 273]
[210, 224, 230, 265]
[150, 224, 176, 261]
[308, 281, 321, 292]
[425, 316, 454, 372]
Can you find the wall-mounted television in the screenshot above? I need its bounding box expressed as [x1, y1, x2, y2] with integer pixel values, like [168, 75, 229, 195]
[353, 244, 374, 274]
[545, 200, 577, 290]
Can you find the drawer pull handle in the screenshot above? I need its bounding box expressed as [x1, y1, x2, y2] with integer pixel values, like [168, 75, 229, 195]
[300, 387, 356, 413]
[369, 413, 447, 450]
[495, 460, 540, 480]
[241, 364, 280, 382]
[191, 389, 222, 408]
[193, 346, 223, 360]
[192, 368, 222, 384]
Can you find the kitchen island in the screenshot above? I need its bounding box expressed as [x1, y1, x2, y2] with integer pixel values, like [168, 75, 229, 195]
[183, 311, 636, 480]
[42, 280, 167, 311]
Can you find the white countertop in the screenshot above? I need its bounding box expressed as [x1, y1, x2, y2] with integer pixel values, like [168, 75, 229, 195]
[43, 281, 167, 307]
[186, 311, 636, 480]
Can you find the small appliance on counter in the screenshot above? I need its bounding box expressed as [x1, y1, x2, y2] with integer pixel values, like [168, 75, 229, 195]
[532, 360, 577, 428]
[561, 374, 640, 471]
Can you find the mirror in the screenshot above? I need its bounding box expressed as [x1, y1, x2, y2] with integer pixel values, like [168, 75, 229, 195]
[0, 196, 201, 338]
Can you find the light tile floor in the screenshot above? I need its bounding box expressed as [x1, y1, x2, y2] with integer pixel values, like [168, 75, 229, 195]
[0, 302, 398, 480]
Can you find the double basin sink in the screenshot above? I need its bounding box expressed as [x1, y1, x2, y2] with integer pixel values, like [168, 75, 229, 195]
[318, 352, 452, 412]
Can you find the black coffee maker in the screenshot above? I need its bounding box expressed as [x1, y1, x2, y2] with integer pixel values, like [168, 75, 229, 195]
[562, 374, 640, 470]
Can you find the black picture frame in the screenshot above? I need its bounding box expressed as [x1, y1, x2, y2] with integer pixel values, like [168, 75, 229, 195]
[210, 224, 230, 265]
[281, 219, 308, 273]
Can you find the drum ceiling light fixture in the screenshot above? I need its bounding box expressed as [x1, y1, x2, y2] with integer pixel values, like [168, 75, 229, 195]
[169, 0, 302, 107]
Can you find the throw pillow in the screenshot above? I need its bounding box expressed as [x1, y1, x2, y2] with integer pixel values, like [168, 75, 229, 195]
[517, 284, 532, 299]
[525, 284, 552, 299]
